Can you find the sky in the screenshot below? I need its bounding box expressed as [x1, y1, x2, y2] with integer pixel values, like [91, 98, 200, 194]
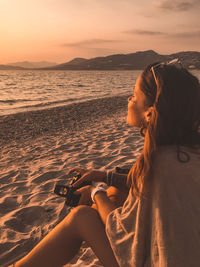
[0, 0, 200, 64]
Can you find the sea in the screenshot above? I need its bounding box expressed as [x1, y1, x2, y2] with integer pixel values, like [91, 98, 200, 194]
[0, 69, 200, 116]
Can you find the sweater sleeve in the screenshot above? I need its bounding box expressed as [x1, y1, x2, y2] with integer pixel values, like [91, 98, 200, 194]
[106, 170, 128, 189]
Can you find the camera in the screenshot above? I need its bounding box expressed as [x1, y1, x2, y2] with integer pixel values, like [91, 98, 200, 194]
[54, 173, 92, 207]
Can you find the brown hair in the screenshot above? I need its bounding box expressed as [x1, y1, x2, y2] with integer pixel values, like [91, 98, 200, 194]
[127, 63, 200, 198]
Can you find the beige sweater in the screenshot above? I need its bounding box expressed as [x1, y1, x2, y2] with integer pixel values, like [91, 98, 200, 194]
[106, 146, 200, 267]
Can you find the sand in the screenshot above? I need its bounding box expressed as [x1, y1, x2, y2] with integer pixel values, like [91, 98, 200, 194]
[0, 96, 144, 267]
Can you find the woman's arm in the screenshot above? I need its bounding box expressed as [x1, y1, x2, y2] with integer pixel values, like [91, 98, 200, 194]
[106, 171, 128, 189]
[68, 168, 129, 190]
[75, 186, 119, 225]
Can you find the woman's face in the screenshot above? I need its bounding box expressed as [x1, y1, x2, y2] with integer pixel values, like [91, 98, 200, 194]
[127, 75, 150, 128]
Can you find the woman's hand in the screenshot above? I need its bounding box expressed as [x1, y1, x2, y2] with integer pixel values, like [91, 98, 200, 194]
[74, 185, 95, 206]
[67, 168, 107, 187]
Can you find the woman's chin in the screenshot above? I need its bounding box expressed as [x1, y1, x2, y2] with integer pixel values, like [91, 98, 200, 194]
[126, 117, 134, 127]
[126, 117, 140, 128]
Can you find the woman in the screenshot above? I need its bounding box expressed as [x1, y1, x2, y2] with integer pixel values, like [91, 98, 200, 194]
[13, 60, 200, 267]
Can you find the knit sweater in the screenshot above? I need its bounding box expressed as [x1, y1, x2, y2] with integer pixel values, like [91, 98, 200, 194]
[106, 146, 200, 267]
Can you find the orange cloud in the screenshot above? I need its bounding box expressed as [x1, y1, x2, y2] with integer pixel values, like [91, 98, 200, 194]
[153, 0, 199, 12]
[62, 39, 123, 47]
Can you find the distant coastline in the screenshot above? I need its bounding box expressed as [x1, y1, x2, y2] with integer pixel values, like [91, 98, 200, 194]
[1, 50, 200, 70]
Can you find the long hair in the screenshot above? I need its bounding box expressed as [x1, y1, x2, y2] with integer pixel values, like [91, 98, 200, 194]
[127, 63, 200, 198]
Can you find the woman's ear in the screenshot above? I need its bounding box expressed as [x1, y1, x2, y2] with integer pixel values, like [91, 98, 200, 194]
[144, 106, 153, 123]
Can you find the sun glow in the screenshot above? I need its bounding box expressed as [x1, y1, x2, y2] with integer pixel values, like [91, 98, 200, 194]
[0, 0, 199, 64]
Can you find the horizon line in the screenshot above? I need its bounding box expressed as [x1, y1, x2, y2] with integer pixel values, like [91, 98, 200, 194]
[2, 49, 200, 66]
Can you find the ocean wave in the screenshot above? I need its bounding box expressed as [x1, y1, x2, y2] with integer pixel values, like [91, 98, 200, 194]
[0, 99, 33, 104]
[5, 83, 17, 86]
[72, 84, 87, 87]
[14, 98, 79, 109]
[0, 94, 130, 117]
[1, 69, 198, 117]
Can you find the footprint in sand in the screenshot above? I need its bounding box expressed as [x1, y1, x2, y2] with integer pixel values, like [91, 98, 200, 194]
[0, 196, 19, 214]
[5, 206, 50, 232]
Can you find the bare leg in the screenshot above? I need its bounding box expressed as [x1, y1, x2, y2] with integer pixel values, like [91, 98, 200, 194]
[15, 205, 119, 267]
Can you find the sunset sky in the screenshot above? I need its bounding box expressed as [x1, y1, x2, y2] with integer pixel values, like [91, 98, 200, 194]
[1, 0, 200, 64]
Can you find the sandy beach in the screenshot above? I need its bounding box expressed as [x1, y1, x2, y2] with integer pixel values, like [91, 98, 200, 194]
[0, 96, 144, 266]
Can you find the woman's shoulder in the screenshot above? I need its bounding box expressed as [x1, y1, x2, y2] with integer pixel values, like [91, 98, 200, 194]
[154, 145, 200, 162]
[152, 145, 200, 181]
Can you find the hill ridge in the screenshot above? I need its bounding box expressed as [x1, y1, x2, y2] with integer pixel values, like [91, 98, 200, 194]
[1, 50, 200, 70]
[44, 50, 200, 70]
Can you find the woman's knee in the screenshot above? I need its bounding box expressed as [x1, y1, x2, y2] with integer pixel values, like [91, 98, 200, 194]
[65, 205, 99, 227]
[70, 205, 98, 217]
[64, 205, 102, 240]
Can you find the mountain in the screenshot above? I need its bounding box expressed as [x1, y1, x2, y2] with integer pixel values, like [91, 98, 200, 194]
[7, 61, 57, 69]
[1, 50, 200, 70]
[0, 64, 25, 70]
[169, 51, 200, 69]
[65, 58, 87, 65]
[43, 50, 200, 70]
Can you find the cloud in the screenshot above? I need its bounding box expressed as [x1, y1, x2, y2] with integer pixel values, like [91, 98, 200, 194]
[62, 39, 121, 47]
[171, 30, 200, 38]
[122, 28, 200, 40]
[123, 29, 166, 36]
[153, 0, 199, 12]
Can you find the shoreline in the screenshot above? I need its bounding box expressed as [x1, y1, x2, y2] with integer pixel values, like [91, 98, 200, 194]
[0, 95, 129, 146]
